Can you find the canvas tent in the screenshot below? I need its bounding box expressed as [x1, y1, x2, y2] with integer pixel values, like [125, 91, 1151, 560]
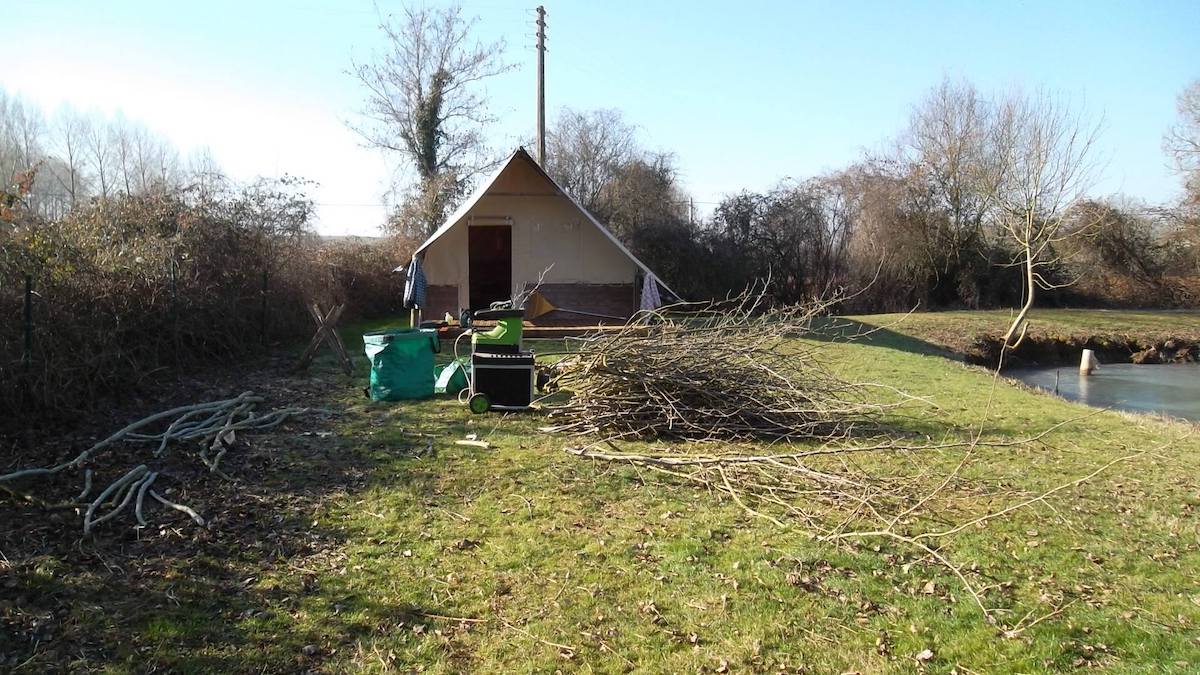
[411, 147, 674, 323]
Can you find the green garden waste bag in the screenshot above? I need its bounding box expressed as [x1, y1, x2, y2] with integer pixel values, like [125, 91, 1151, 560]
[362, 328, 440, 401]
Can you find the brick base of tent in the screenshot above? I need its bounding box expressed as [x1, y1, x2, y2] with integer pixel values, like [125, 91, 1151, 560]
[420, 283, 637, 326]
[527, 283, 636, 325]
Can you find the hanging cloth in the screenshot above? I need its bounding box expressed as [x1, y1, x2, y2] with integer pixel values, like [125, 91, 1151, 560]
[403, 255, 427, 309]
[640, 273, 663, 311]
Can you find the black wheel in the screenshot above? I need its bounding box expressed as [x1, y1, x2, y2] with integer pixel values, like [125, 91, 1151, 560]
[468, 392, 491, 414]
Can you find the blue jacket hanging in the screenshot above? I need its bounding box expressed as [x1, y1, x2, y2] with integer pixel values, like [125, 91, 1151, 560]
[403, 255, 427, 309]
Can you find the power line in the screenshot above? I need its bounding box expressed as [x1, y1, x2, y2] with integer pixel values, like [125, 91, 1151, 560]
[315, 202, 385, 207]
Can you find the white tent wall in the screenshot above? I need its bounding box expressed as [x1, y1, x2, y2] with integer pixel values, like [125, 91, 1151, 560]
[422, 195, 638, 292]
[419, 150, 644, 321]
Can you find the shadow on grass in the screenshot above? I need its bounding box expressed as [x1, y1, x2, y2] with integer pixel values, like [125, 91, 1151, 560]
[808, 316, 960, 360]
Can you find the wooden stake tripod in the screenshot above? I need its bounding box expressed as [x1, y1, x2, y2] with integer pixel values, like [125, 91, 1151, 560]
[296, 303, 353, 375]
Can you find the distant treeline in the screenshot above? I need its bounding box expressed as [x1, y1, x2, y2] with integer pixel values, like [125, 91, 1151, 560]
[541, 81, 1200, 311]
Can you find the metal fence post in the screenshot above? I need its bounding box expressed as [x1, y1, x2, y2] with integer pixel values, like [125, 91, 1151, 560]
[22, 274, 33, 447]
[170, 258, 180, 366]
[260, 268, 269, 349]
[23, 274, 32, 383]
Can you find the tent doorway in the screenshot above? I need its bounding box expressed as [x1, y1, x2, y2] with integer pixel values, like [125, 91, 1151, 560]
[468, 224, 512, 310]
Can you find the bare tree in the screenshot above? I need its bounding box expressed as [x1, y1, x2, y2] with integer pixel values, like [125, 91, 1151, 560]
[0, 90, 194, 214]
[988, 91, 1102, 347]
[709, 177, 856, 304]
[83, 115, 113, 199]
[902, 79, 1002, 304]
[840, 163, 936, 310]
[185, 146, 228, 198]
[111, 115, 137, 195]
[0, 93, 64, 219]
[0, 90, 24, 182]
[1164, 80, 1200, 174]
[148, 134, 181, 192]
[132, 125, 155, 193]
[350, 4, 512, 234]
[51, 106, 90, 207]
[1164, 79, 1200, 209]
[545, 108, 638, 211]
[593, 153, 688, 241]
[36, 157, 76, 219]
[384, 172, 465, 239]
[13, 101, 45, 175]
[106, 118, 178, 195]
[0, 90, 45, 183]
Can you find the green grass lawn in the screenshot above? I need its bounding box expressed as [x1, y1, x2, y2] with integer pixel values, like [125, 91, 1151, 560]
[5, 310, 1199, 673]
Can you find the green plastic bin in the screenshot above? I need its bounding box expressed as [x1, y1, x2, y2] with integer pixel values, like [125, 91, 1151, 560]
[363, 328, 440, 401]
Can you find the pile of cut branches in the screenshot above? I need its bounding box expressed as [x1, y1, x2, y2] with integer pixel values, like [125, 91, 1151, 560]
[0, 391, 323, 534]
[542, 291, 889, 441]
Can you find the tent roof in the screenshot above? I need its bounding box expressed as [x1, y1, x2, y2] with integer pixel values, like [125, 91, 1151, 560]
[414, 147, 676, 298]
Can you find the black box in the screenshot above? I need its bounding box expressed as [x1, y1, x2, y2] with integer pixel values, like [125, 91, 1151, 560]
[471, 351, 535, 408]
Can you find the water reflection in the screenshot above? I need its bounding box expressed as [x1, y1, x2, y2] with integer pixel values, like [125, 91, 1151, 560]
[1009, 363, 1200, 422]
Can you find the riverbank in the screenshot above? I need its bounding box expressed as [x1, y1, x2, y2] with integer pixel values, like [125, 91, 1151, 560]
[847, 309, 1200, 369]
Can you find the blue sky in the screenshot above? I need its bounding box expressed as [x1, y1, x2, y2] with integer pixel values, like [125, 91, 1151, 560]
[3, 1, 1197, 234]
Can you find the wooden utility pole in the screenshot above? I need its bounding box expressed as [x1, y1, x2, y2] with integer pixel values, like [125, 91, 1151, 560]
[535, 5, 547, 167]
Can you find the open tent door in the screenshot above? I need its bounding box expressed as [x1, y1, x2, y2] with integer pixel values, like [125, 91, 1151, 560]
[468, 224, 512, 310]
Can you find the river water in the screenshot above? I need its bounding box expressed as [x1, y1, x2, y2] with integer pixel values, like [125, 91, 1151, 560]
[1009, 363, 1200, 422]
